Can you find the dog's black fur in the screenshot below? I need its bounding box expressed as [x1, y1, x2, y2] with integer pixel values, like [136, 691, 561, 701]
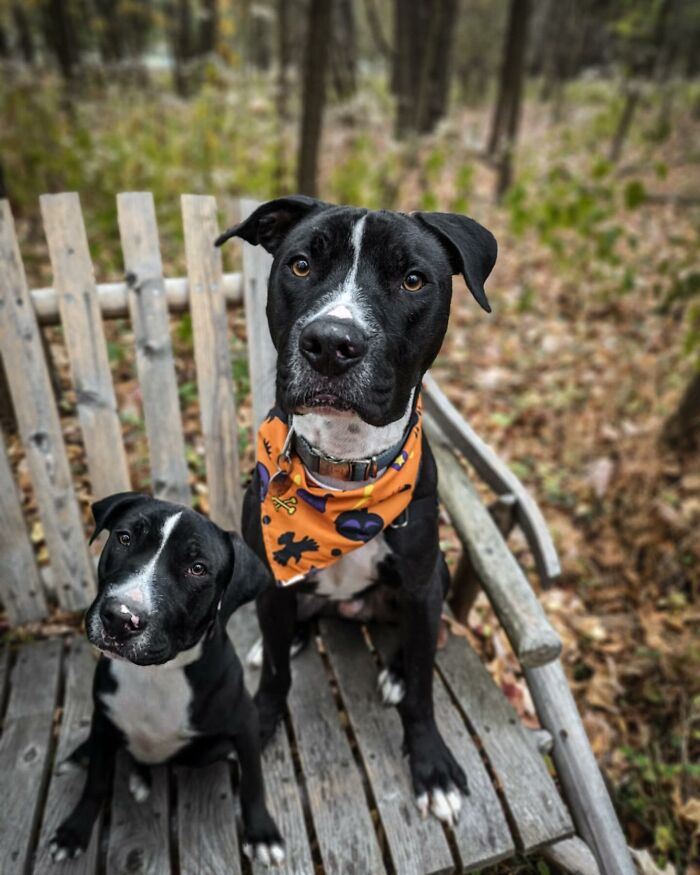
[50, 493, 282, 865]
[217, 197, 496, 819]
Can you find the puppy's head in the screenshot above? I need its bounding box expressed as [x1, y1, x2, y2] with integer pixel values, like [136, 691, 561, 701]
[217, 197, 496, 427]
[85, 493, 269, 666]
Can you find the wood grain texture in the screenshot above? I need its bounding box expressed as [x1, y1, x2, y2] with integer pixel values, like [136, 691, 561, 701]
[116, 192, 190, 506]
[41, 193, 131, 501]
[176, 763, 242, 875]
[228, 605, 315, 875]
[31, 273, 243, 326]
[0, 639, 63, 875]
[33, 639, 100, 875]
[107, 758, 171, 875]
[287, 638, 386, 875]
[181, 195, 241, 529]
[542, 837, 601, 875]
[426, 412, 561, 668]
[423, 372, 561, 586]
[238, 198, 277, 431]
[526, 661, 636, 875]
[0, 201, 95, 611]
[436, 630, 574, 852]
[0, 423, 46, 623]
[368, 623, 515, 872]
[320, 619, 454, 875]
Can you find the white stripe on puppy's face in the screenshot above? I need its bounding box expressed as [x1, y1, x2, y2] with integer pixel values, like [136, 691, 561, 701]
[110, 511, 183, 611]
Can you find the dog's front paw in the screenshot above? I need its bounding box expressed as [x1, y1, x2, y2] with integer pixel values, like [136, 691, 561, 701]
[243, 811, 285, 867]
[377, 667, 405, 706]
[49, 822, 88, 863]
[407, 723, 469, 827]
[254, 691, 286, 747]
[243, 840, 286, 867]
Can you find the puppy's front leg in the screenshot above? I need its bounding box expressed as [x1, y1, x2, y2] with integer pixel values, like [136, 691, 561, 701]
[50, 711, 117, 861]
[254, 583, 297, 745]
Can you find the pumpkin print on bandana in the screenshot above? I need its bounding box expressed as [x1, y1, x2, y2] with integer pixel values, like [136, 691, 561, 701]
[257, 397, 423, 587]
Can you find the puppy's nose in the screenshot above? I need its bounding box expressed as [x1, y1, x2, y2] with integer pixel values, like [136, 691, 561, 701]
[100, 598, 147, 641]
[299, 317, 367, 377]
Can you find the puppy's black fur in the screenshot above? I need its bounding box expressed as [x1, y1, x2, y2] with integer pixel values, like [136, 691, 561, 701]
[50, 493, 282, 865]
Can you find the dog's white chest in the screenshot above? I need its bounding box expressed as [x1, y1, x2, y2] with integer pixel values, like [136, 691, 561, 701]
[314, 533, 391, 600]
[102, 660, 197, 764]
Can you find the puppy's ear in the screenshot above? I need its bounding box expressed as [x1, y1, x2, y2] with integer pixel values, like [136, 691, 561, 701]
[90, 492, 152, 545]
[219, 532, 272, 621]
[215, 195, 328, 254]
[412, 212, 497, 313]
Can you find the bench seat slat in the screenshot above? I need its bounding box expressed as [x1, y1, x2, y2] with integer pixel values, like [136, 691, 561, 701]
[0, 201, 95, 611]
[181, 195, 241, 529]
[41, 193, 131, 501]
[33, 639, 100, 875]
[117, 192, 190, 506]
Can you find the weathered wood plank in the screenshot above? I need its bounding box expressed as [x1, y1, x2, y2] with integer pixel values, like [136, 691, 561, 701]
[0, 424, 46, 623]
[31, 273, 243, 326]
[181, 195, 241, 529]
[117, 192, 190, 506]
[423, 372, 561, 586]
[542, 837, 601, 875]
[41, 193, 131, 501]
[107, 758, 171, 875]
[0, 639, 63, 875]
[436, 630, 574, 852]
[368, 623, 515, 872]
[176, 763, 242, 875]
[228, 604, 315, 875]
[33, 639, 99, 875]
[426, 412, 561, 668]
[320, 619, 455, 875]
[238, 198, 277, 430]
[287, 637, 386, 875]
[0, 646, 9, 717]
[525, 661, 636, 875]
[0, 201, 95, 611]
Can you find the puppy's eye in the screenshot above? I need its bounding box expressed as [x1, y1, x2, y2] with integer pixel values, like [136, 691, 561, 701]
[188, 562, 207, 577]
[117, 531, 131, 546]
[402, 272, 426, 292]
[290, 257, 310, 278]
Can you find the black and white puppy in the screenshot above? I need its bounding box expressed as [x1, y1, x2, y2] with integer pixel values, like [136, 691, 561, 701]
[217, 197, 497, 826]
[50, 492, 284, 868]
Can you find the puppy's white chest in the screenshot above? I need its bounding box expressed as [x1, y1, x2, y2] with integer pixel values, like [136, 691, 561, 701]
[314, 534, 391, 600]
[102, 661, 197, 764]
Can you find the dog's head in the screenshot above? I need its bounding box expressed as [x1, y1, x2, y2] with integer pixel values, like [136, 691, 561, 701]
[85, 493, 269, 666]
[217, 197, 496, 427]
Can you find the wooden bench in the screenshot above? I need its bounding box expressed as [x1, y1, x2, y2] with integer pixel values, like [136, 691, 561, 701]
[0, 193, 636, 875]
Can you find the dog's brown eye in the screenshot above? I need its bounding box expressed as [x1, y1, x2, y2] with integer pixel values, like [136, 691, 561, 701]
[402, 272, 425, 292]
[117, 532, 131, 546]
[291, 257, 310, 278]
[188, 562, 207, 577]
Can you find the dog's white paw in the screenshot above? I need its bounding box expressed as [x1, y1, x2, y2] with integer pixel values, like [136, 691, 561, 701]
[243, 841, 286, 867]
[378, 667, 405, 706]
[128, 771, 151, 803]
[415, 786, 463, 827]
[49, 840, 83, 862]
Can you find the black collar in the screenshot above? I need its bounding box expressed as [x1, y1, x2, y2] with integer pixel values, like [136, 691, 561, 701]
[292, 430, 408, 482]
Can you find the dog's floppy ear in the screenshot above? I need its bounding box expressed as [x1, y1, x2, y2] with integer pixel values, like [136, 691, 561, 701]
[90, 492, 152, 545]
[215, 195, 328, 254]
[219, 532, 272, 620]
[412, 212, 497, 313]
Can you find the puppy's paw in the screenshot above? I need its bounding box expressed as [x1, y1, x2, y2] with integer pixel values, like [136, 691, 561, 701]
[377, 667, 405, 706]
[128, 770, 151, 803]
[415, 785, 464, 827]
[243, 810, 285, 868]
[49, 824, 87, 862]
[408, 722, 469, 827]
[243, 841, 286, 867]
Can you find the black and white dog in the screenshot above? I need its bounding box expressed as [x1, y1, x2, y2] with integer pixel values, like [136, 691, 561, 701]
[217, 196, 496, 825]
[50, 492, 284, 867]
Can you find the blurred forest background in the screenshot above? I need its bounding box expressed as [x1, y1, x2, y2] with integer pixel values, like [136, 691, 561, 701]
[1, 0, 699, 871]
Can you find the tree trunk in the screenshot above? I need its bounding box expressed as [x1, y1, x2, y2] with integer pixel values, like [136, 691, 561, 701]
[199, 0, 218, 54]
[297, 0, 333, 197]
[363, 0, 392, 62]
[661, 370, 700, 453]
[170, 0, 195, 96]
[41, 0, 81, 82]
[274, 0, 291, 193]
[12, 5, 35, 64]
[609, 83, 640, 163]
[331, 0, 357, 101]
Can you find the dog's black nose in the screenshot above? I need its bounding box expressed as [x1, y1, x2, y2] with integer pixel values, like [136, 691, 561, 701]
[100, 598, 147, 641]
[299, 317, 367, 376]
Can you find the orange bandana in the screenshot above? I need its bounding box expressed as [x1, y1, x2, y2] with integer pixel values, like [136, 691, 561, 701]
[255, 398, 423, 586]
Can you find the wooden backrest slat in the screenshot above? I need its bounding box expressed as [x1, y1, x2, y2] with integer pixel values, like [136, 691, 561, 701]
[181, 194, 241, 529]
[0, 424, 47, 623]
[116, 192, 190, 506]
[0, 200, 95, 611]
[239, 198, 276, 430]
[41, 193, 131, 500]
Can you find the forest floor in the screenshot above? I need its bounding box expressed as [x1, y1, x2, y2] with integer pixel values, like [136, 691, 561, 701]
[2, 72, 699, 873]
